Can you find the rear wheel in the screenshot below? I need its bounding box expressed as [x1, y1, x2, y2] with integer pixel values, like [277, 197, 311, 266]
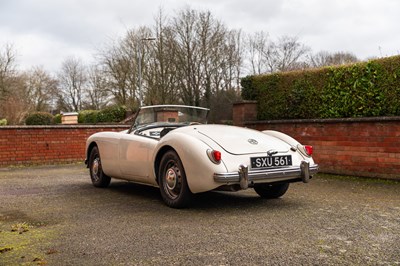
[158, 151, 193, 208]
[88, 146, 111, 188]
[254, 183, 289, 199]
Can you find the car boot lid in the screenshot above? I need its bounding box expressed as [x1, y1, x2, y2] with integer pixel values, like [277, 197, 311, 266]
[194, 125, 290, 155]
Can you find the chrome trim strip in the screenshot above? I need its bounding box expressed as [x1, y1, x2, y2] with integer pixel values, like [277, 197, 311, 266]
[214, 163, 319, 184]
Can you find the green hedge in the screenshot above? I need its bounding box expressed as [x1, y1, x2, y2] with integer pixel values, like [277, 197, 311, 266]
[0, 118, 7, 126]
[25, 112, 54, 125]
[78, 105, 126, 124]
[97, 105, 126, 123]
[78, 110, 99, 124]
[53, 114, 62, 124]
[241, 55, 400, 119]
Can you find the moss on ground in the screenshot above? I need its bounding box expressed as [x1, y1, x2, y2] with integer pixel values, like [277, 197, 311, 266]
[0, 221, 58, 265]
[316, 173, 400, 185]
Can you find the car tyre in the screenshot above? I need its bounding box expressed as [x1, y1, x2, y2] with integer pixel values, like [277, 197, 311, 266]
[254, 183, 289, 199]
[159, 150, 193, 208]
[89, 146, 111, 188]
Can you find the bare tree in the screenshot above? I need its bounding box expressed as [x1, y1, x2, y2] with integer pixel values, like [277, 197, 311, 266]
[145, 8, 179, 105]
[222, 29, 243, 91]
[246, 34, 310, 74]
[0, 43, 17, 101]
[247, 31, 270, 75]
[268, 35, 310, 72]
[25, 66, 58, 112]
[0, 76, 31, 124]
[58, 57, 87, 112]
[198, 10, 226, 107]
[0, 44, 30, 123]
[307, 51, 332, 68]
[308, 51, 359, 68]
[86, 64, 110, 110]
[101, 43, 134, 106]
[99, 26, 153, 109]
[171, 7, 203, 106]
[170, 7, 243, 107]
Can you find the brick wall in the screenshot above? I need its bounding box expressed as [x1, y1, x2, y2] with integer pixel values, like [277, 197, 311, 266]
[243, 118, 400, 180]
[0, 125, 130, 167]
[232, 101, 257, 127]
[2, 115, 400, 180]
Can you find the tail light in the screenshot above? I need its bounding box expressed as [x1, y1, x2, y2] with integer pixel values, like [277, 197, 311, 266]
[297, 144, 313, 157]
[207, 149, 221, 164]
[304, 145, 313, 156]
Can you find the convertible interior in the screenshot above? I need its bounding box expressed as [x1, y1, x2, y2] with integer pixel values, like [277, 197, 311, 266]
[131, 108, 203, 139]
[133, 123, 191, 139]
[136, 126, 178, 139]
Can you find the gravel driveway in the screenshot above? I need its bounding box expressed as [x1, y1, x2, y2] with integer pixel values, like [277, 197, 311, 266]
[0, 164, 399, 265]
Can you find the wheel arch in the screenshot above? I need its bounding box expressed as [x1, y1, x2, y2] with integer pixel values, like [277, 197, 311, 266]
[153, 132, 228, 194]
[154, 145, 177, 184]
[86, 141, 98, 168]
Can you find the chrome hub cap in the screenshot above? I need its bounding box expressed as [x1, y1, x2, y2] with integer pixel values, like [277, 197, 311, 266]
[163, 163, 182, 199]
[166, 168, 177, 190]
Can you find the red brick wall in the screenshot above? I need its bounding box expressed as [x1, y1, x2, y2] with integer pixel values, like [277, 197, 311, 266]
[245, 118, 400, 180]
[0, 125, 130, 167]
[2, 119, 400, 181]
[233, 101, 257, 127]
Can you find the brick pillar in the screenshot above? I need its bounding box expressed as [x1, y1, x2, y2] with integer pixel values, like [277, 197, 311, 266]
[232, 101, 257, 127]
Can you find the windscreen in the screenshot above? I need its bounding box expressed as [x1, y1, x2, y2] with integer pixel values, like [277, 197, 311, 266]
[134, 105, 209, 128]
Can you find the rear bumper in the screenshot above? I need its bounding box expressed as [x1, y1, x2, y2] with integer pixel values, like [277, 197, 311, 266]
[214, 161, 319, 189]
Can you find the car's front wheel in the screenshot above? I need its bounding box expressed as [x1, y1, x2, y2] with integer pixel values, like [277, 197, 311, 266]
[158, 151, 193, 208]
[254, 183, 289, 199]
[88, 146, 111, 188]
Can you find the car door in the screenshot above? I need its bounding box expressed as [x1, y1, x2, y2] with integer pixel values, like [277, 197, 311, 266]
[118, 132, 158, 182]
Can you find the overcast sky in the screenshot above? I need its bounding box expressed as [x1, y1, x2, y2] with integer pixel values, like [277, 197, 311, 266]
[1, 0, 399, 73]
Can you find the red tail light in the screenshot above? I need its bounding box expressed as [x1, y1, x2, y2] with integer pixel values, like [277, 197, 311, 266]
[304, 145, 313, 156]
[213, 150, 221, 162]
[207, 149, 221, 164]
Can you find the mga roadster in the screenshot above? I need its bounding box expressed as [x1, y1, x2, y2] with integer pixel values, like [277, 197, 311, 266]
[85, 105, 318, 208]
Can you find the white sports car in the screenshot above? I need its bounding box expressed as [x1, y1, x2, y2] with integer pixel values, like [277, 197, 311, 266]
[85, 105, 318, 208]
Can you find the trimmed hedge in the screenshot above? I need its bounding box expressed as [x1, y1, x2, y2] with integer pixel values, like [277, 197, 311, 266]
[25, 112, 54, 125]
[241, 55, 400, 120]
[97, 105, 126, 123]
[78, 105, 126, 124]
[0, 119, 7, 126]
[53, 114, 62, 124]
[78, 110, 99, 124]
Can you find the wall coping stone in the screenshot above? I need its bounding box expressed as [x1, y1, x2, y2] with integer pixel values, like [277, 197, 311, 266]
[233, 100, 258, 105]
[0, 124, 131, 130]
[245, 116, 400, 125]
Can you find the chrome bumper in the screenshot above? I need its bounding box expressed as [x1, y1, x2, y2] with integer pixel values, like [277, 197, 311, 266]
[214, 161, 319, 189]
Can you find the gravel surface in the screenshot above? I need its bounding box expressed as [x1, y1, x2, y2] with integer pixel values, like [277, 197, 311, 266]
[0, 164, 399, 265]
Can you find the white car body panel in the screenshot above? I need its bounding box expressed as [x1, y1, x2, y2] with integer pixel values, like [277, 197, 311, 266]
[85, 105, 318, 196]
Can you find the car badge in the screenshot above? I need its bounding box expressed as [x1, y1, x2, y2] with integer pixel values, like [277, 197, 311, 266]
[248, 139, 258, 145]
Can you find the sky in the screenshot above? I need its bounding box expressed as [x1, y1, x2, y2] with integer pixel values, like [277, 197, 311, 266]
[1, 0, 399, 74]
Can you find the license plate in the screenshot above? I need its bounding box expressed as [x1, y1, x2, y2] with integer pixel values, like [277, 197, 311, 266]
[250, 155, 292, 169]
